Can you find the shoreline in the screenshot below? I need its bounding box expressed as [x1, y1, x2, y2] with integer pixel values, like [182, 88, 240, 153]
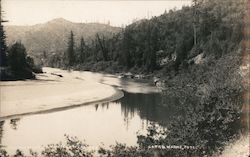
[0, 88, 123, 121]
[0, 67, 124, 120]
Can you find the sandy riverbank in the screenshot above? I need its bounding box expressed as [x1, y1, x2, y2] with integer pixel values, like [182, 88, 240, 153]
[0, 67, 124, 119]
[218, 133, 249, 157]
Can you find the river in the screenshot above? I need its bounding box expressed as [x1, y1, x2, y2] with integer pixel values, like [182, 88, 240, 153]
[0, 68, 170, 155]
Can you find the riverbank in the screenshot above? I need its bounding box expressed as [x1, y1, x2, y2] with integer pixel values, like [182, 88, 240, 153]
[0, 67, 124, 119]
[218, 133, 249, 157]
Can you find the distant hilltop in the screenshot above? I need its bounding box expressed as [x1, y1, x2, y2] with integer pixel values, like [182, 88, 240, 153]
[4, 18, 121, 56]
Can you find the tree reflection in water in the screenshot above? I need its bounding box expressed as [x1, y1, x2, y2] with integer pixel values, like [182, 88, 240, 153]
[115, 91, 181, 127]
[10, 118, 20, 130]
[0, 121, 4, 147]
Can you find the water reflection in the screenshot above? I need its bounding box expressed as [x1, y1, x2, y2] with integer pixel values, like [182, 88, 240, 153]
[91, 91, 176, 127]
[1, 90, 168, 155]
[0, 121, 4, 146]
[95, 104, 99, 111]
[0, 78, 172, 155]
[10, 118, 20, 130]
[117, 91, 179, 126]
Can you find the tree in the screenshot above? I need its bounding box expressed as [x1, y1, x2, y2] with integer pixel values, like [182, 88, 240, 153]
[8, 42, 27, 72]
[26, 55, 35, 68]
[192, 0, 205, 46]
[0, 2, 7, 67]
[79, 36, 86, 63]
[121, 28, 134, 69]
[96, 33, 108, 61]
[192, 0, 199, 46]
[147, 21, 158, 72]
[67, 31, 75, 66]
[8, 42, 34, 78]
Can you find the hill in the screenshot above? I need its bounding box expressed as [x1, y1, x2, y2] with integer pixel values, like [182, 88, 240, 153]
[4, 18, 121, 58]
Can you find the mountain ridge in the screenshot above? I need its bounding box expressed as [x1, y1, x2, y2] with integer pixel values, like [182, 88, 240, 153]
[4, 18, 121, 57]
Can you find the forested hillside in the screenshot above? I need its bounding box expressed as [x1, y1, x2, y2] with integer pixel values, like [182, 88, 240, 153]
[118, 0, 244, 73]
[4, 18, 121, 64]
[41, 0, 244, 75]
[5, 0, 244, 75]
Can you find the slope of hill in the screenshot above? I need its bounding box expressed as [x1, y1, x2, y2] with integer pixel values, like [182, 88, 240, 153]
[4, 18, 121, 57]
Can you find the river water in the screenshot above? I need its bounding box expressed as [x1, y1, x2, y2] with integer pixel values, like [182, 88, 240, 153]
[0, 70, 171, 154]
[0, 68, 247, 156]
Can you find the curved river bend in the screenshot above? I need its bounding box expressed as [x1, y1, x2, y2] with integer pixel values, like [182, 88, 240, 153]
[0, 68, 172, 155]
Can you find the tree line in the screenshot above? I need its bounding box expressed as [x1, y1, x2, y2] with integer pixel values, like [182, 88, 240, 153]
[1, 0, 244, 78]
[44, 0, 243, 75]
[0, 6, 42, 80]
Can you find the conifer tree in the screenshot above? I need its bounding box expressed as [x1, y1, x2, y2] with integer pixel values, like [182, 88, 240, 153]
[0, 1, 8, 67]
[8, 42, 27, 71]
[67, 31, 75, 66]
[79, 37, 86, 63]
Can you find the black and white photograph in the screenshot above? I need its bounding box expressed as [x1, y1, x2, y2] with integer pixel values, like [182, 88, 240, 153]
[0, 0, 249, 156]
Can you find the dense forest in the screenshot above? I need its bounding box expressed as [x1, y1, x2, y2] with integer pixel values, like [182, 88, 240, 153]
[45, 0, 244, 76]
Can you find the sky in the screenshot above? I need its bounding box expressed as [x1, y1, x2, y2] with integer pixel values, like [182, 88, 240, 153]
[2, 0, 191, 27]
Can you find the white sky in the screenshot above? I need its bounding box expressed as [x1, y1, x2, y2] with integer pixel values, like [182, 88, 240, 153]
[2, 0, 191, 27]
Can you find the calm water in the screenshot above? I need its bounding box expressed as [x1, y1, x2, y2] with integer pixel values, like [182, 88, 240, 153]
[0, 77, 174, 154]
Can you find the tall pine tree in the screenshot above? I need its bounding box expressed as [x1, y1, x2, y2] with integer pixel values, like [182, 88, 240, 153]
[79, 36, 86, 63]
[67, 31, 75, 66]
[0, 1, 8, 67]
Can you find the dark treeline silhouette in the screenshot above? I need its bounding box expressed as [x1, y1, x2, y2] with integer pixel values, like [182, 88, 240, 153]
[0, 1, 7, 67]
[0, 4, 42, 80]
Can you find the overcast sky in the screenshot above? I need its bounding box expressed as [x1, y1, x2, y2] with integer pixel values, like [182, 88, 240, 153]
[2, 0, 191, 27]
